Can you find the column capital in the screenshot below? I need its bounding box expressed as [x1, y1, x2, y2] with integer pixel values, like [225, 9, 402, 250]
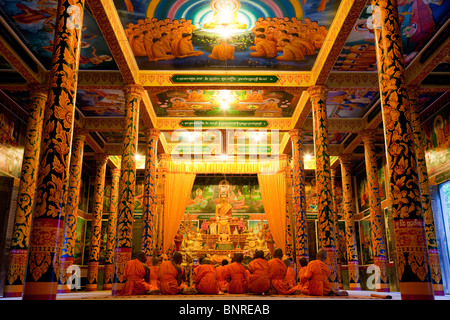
[73, 127, 89, 140]
[29, 84, 49, 99]
[123, 84, 145, 97]
[289, 129, 303, 141]
[145, 128, 161, 140]
[338, 154, 353, 170]
[95, 153, 109, 165]
[307, 85, 328, 101]
[360, 130, 378, 143]
[111, 167, 121, 175]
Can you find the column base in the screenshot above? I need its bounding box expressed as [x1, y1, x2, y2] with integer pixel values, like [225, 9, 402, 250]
[2, 285, 23, 298]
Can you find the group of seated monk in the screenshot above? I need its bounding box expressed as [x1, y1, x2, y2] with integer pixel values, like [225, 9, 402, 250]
[125, 17, 203, 62]
[250, 16, 328, 61]
[118, 248, 348, 297]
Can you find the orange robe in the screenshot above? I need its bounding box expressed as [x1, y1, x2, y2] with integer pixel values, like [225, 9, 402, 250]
[119, 259, 152, 295]
[268, 258, 298, 295]
[209, 43, 235, 60]
[301, 260, 332, 296]
[158, 260, 187, 295]
[248, 258, 271, 294]
[195, 264, 219, 294]
[149, 265, 160, 290]
[224, 262, 248, 294]
[277, 44, 305, 61]
[216, 265, 229, 292]
[297, 266, 308, 291]
[285, 266, 296, 287]
[250, 39, 278, 58]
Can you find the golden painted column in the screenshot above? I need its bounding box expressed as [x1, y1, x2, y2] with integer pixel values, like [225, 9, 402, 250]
[57, 128, 87, 293]
[408, 87, 444, 296]
[112, 84, 143, 295]
[289, 129, 309, 270]
[141, 128, 161, 260]
[361, 130, 390, 292]
[338, 155, 361, 290]
[285, 165, 294, 258]
[155, 154, 170, 255]
[331, 169, 343, 290]
[22, 0, 85, 300]
[86, 154, 109, 291]
[3, 85, 48, 297]
[103, 166, 120, 290]
[371, 0, 434, 299]
[308, 85, 339, 290]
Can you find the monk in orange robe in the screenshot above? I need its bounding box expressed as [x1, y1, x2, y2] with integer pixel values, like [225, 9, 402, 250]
[247, 250, 271, 294]
[158, 251, 188, 295]
[152, 38, 175, 62]
[268, 249, 299, 295]
[301, 249, 347, 296]
[276, 38, 305, 61]
[148, 256, 161, 292]
[119, 251, 152, 296]
[172, 33, 204, 58]
[284, 258, 297, 287]
[216, 259, 229, 292]
[297, 256, 309, 292]
[250, 34, 278, 59]
[224, 253, 248, 294]
[209, 39, 235, 61]
[194, 257, 219, 294]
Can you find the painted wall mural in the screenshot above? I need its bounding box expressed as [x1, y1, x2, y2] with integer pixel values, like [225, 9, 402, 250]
[114, 0, 341, 71]
[356, 156, 386, 213]
[423, 102, 450, 178]
[150, 88, 299, 118]
[333, 2, 450, 71]
[0, 104, 24, 178]
[185, 175, 264, 214]
[76, 89, 126, 117]
[0, 0, 117, 70]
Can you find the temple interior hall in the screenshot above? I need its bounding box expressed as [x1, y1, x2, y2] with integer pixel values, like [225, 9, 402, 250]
[0, 0, 449, 302]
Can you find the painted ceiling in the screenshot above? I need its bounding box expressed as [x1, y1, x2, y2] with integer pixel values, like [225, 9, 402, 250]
[0, 0, 448, 172]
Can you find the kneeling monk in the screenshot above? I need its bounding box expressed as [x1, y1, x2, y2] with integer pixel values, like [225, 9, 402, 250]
[224, 252, 248, 294]
[119, 251, 152, 295]
[248, 250, 271, 294]
[268, 249, 298, 295]
[194, 257, 219, 294]
[159, 251, 188, 295]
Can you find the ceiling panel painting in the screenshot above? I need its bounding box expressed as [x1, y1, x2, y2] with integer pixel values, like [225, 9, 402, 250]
[76, 89, 126, 117]
[114, 0, 342, 71]
[333, 2, 450, 71]
[150, 88, 300, 118]
[0, 0, 118, 70]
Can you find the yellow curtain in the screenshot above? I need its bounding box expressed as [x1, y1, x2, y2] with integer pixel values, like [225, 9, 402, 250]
[257, 171, 286, 253]
[162, 172, 196, 252]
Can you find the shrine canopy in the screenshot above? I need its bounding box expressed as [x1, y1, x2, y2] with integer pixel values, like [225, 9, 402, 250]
[161, 155, 288, 253]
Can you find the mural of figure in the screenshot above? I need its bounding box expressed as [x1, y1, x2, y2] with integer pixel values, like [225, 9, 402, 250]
[209, 38, 235, 61]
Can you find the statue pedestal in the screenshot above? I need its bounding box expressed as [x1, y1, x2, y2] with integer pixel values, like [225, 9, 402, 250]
[216, 243, 235, 250]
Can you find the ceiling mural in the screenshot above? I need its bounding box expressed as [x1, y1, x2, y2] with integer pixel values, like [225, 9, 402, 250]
[114, 0, 341, 71]
[0, 0, 118, 70]
[149, 88, 300, 118]
[333, 2, 450, 71]
[76, 89, 126, 117]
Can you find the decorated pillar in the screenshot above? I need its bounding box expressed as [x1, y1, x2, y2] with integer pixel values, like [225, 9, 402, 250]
[408, 87, 444, 296]
[338, 155, 361, 290]
[155, 153, 170, 255]
[103, 166, 121, 290]
[22, 0, 85, 300]
[285, 165, 294, 258]
[86, 154, 109, 291]
[308, 85, 339, 290]
[361, 130, 390, 292]
[112, 84, 143, 295]
[57, 128, 87, 293]
[331, 169, 343, 290]
[141, 128, 161, 260]
[371, 0, 434, 299]
[289, 129, 309, 270]
[3, 85, 48, 297]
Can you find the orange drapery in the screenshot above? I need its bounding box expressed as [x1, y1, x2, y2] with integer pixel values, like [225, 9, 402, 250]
[257, 171, 286, 253]
[162, 171, 196, 252]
